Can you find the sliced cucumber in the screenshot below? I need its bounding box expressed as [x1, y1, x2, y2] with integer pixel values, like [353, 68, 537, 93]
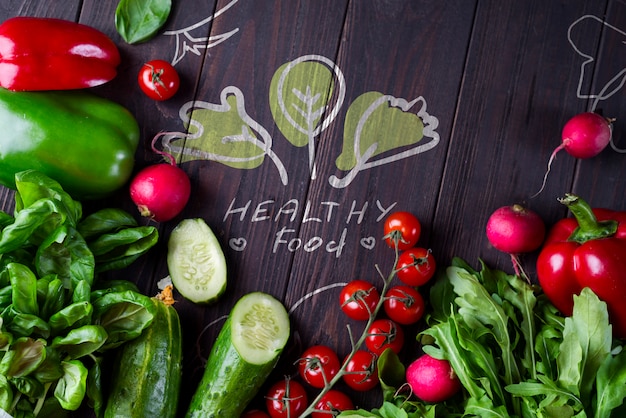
[186, 292, 290, 417]
[167, 218, 227, 304]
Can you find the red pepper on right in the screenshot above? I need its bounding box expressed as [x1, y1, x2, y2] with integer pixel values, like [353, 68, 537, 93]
[537, 193, 626, 337]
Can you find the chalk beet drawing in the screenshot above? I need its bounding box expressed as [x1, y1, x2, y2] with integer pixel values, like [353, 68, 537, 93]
[164, 0, 240, 66]
[160, 54, 440, 187]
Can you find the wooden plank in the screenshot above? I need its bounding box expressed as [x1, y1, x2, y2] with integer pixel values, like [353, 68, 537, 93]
[431, 0, 610, 278]
[155, 0, 353, 411]
[570, 2, 626, 208]
[279, 0, 478, 410]
[1, 0, 626, 416]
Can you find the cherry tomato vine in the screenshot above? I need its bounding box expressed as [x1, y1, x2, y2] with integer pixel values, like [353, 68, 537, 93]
[258, 211, 437, 417]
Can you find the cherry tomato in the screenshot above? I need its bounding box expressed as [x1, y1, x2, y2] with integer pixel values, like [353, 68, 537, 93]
[138, 59, 180, 101]
[342, 350, 379, 391]
[241, 410, 271, 418]
[339, 280, 380, 321]
[364, 318, 405, 356]
[383, 211, 421, 250]
[297, 345, 341, 388]
[265, 378, 308, 418]
[383, 285, 425, 325]
[396, 247, 436, 286]
[311, 390, 354, 418]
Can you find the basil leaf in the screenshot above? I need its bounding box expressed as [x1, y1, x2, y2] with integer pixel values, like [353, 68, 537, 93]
[48, 302, 93, 335]
[51, 325, 107, 359]
[54, 360, 87, 411]
[0, 375, 13, 412]
[35, 225, 95, 293]
[85, 356, 104, 417]
[14, 170, 81, 227]
[0, 337, 46, 378]
[88, 225, 158, 273]
[115, 0, 172, 44]
[92, 290, 155, 350]
[77, 208, 137, 240]
[8, 263, 38, 316]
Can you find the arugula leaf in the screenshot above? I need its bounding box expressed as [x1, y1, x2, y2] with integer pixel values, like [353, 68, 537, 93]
[595, 346, 626, 416]
[558, 288, 611, 405]
[115, 0, 172, 44]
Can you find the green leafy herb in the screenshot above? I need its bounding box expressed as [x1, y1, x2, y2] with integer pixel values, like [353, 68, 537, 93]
[0, 170, 159, 416]
[342, 258, 626, 417]
[115, 0, 172, 44]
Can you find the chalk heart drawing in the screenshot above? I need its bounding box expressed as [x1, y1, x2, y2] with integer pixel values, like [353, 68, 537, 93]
[360, 236, 376, 250]
[229, 237, 247, 251]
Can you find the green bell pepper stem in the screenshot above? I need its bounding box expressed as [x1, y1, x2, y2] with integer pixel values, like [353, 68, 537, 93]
[560, 193, 618, 243]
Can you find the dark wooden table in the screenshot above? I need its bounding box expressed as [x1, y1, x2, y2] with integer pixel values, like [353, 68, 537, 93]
[2, 1, 626, 416]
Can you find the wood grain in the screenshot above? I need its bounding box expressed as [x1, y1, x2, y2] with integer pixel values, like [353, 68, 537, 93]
[0, 1, 625, 416]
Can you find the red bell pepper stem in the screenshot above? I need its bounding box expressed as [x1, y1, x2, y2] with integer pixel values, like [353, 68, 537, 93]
[559, 193, 618, 243]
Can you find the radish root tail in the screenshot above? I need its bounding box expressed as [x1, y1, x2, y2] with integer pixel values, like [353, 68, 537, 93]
[531, 142, 565, 199]
[510, 254, 531, 283]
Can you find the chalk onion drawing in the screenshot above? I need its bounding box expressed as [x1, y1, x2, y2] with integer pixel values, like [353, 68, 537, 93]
[329, 93, 440, 189]
[270, 54, 346, 180]
[164, 0, 240, 66]
[159, 85, 289, 185]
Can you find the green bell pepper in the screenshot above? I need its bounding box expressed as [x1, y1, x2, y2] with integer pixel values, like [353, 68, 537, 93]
[0, 88, 139, 199]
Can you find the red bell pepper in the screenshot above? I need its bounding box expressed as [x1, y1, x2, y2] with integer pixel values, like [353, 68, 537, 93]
[0, 16, 120, 91]
[537, 194, 626, 337]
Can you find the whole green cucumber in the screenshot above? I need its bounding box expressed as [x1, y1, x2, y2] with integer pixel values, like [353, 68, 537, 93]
[186, 292, 290, 417]
[0, 89, 139, 200]
[104, 295, 182, 418]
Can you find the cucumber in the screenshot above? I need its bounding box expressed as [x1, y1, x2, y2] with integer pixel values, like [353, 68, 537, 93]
[186, 292, 290, 417]
[104, 294, 182, 418]
[167, 218, 227, 304]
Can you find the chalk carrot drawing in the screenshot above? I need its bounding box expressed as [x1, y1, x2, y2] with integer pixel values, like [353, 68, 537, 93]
[329, 92, 440, 189]
[270, 54, 346, 180]
[159, 85, 289, 185]
[164, 0, 240, 66]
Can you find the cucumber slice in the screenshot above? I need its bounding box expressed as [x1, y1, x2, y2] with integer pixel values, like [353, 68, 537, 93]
[186, 292, 290, 417]
[167, 218, 227, 304]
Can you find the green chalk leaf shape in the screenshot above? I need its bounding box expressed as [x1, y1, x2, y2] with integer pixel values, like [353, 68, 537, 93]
[330, 92, 440, 188]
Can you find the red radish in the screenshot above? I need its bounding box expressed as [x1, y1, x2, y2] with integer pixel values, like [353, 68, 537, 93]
[129, 132, 191, 222]
[406, 354, 461, 403]
[486, 204, 545, 281]
[534, 112, 613, 196]
[130, 163, 191, 222]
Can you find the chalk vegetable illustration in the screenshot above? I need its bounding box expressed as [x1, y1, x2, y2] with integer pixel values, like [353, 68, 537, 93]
[270, 54, 346, 180]
[163, 0, 240, 66]
[159, 86, 288, 185]
[330, 92, 440, 188]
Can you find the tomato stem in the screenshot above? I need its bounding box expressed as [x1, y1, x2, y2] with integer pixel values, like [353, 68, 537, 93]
[300, 235, 402, 416]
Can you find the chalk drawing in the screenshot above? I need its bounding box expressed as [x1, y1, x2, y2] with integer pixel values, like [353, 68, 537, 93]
[164, 0, 240, 66]
[270, 55, 346, 180]
[569, 14, 626, 111]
